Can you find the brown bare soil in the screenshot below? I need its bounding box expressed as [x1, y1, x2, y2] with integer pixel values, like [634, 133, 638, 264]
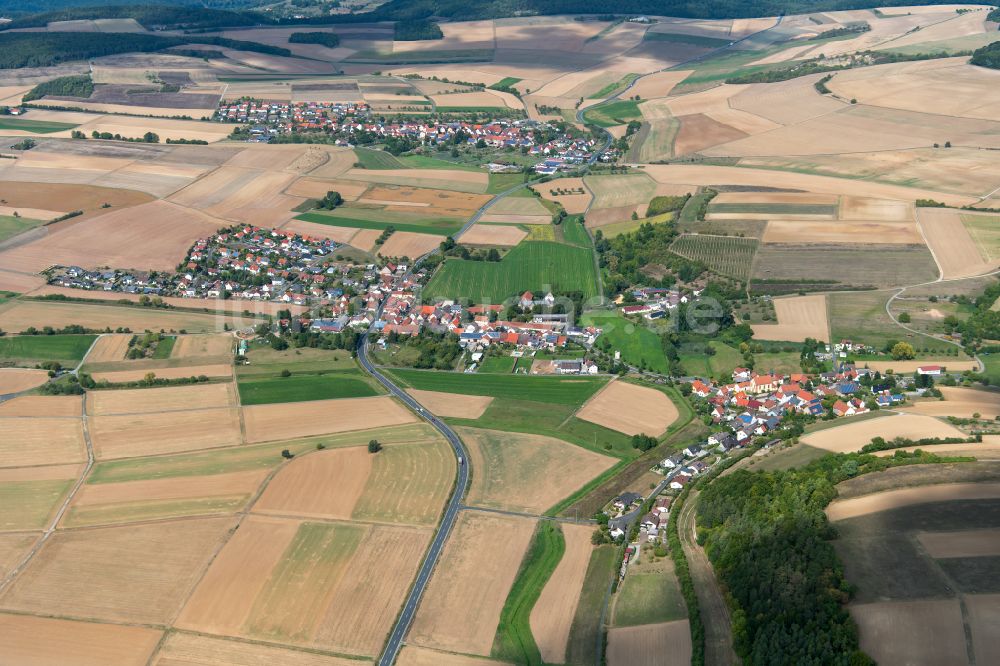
[84, 334, 131, 363]
[673, 114, 748, 155]
[0, 270, 44, 294]
[64, 468, 267, 527]
[460, 224, 527, 246]
[917, 207, 996, 279]
[407, 389, 493, 419]
[90, 363, 233, 383]
[176, 515, 300, 637]
[607, 620, 692, 666]
[751, 294, 830, 343]
[243, 396, 417, 444]
[152, 632, 364, 666]
[966, 594, 1000, 666]
[378, 231, 442, 259]
[827, 482, 1000, 521]
[0, 200, 227, 272]
[762, 220, 922, 244]
[458, 427, 616, 514]
[0, 417, 86, 467]
[90, 408, 242, 459]
[917, 529, 1000, 558]
[0, 368, 48, 394]
[902, 387, 1000, 419]
[851, 600, 968, 666]
[803, 414, 964, 454]
[0, 516, 235, 624]
[0, 395, 81, 417]
[397, 646, 514, 666]
[530, 523, 594, 664]
[363, 185, 490, 216]
[286, 177, 369, 201]
[0, 613, 162, 666]
[254, 447, 372, 520]
[576, 380, 679, 436]
[840, 196, 911, 221]
[408, 511, 536, 655]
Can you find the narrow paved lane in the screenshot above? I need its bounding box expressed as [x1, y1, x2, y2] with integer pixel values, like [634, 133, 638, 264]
[360, 327, 470, 666]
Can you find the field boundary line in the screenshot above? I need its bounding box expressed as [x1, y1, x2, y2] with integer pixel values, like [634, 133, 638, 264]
[0, 392, 96, 594]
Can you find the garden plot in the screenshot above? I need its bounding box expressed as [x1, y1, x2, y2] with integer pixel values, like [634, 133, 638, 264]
[408, 511, 536, 656]
[576, 380, 678, 437]
[458, 427, 616, 514]
[753, 294, 830, 342]
[0, 516, 234, 624]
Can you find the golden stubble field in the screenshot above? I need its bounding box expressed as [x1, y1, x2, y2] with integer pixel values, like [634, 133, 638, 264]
[575, 380, 679, 436]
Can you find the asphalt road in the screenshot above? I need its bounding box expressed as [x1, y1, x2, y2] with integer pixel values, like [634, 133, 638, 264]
[360, 324, 470, 666]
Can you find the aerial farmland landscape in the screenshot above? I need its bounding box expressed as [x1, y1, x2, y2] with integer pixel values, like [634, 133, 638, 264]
[1, 0, 1000, 664]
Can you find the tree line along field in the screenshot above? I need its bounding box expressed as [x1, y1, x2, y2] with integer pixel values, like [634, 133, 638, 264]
[669, 234, 759, 281]
[423, 241, 598, 303]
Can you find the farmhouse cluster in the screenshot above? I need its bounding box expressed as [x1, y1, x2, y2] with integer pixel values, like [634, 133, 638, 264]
[619, 286, 706, 320]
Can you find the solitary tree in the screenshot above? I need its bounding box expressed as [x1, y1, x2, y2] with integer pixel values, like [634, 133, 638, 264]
[368, 439, 382, 454]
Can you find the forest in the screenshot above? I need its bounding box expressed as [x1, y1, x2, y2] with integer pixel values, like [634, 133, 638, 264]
[971, 40, 1000, 70]
[22, 74, 93, 102]
[0, 31, 290, 69]
[0, 4, 260, 29]
[288, 31, 341, 47]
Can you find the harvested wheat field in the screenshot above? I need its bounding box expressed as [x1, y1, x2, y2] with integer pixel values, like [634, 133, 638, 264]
[903, 387, 1000, 419]
[531, 177, 591, 214]
[751, 294, 830, 343]
[458, 427, 616, 514]
[349, 228, 383, 252]
[243, 395, 416, 443]
[0, 516, 234, 624]
[576, 380, 679, 436]
[83, 334, 131, 364]
[0, 395, 81, 417]
[0, 200, 227, 273]
[0, 534, 36, 580]
[407, 389, 493, 419]
[73, 115, 233, 143]
[860, 359, 979, 374]
[917, 207, 996, 279]
[88, 382, 234, 415]
[479, 213, 550, 225]
[286, 177, 369, 201]
[840, 196, 912, 221]
[917, 529, 1000, 559]
[0, 614, 162, 666]
[827, 482, 1000, 522]
[803, 414, 964, 454]
[872, 440, 1000, 459]
[179, 517, 429, 656]
[673, 114, 748, 156]
[0, 298, 245, 334]
[378, 231, 441, 258]
[0, 270, 44, 294]
[254, 446, 372, 520]
[361, 185, 489, 216]
[530, 523, 594, 664]
[90, 408, 242, 459]
[460, 224, 527, 247]
[762, 220, 922, 244]
[63, 468, 268, 527]
[341, 168, 488, 194]
[712, 192, 840, 206]
[89, 363, 232, 383]
[152, 633, 365, 666]
[172, 333, 234, 359]
[0, 368, 48, 394]
[0, 417, 86, 467]
[282, 218, 363, 244]
[607, 620, 692, 666]
[409, 512, 536, 655]
[851, 599, 968, 666]
[397, 646, 512, 666]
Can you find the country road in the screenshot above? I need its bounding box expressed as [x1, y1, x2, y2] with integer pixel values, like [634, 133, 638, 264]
[359, 316, 471, 666]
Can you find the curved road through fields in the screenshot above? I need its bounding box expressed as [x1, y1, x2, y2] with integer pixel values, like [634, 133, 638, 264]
[359, 324, 470, 666]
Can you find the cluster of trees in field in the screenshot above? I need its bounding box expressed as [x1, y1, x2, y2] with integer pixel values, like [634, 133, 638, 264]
[697, 449, 963, 665]
[0, 31, 290, 69]
[381, 329, 462, 369]
[595, 219, 705, 293]
[971, 40, 1000, 70]
[288, 31, 340, 47]
[942, 280, 1000, 344]
[22, 74, 92, 102]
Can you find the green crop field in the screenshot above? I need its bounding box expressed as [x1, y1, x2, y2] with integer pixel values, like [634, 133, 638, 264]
[678, 341, 745, 380]
[295, 210, 462, 237]
[0, 214, 47, 243]
[0, 117, 78, 134]
[354, 147, 406, 169]
[589, 73, 640, 99]
[151, 336, 175, 359]
[423, 241, 598, 302]
[488, 172, 528, 194]
[583, 100, 641, 128]
[493, 522, 565, 665]
[491, 76, 523, 89]
[670, 234, 758, 280]
[387, 369, 606, 405]
[567, 544, 619, 666]
[582, 311, 669, 375]
[707, 202, 839, 216]
[561, 215, 592, 248]
[478, 355, 516, 373]
[613, 570, 688, 627]
[643, 31, 733, 48]
[0, 334, 97, 362]
[0, 478, 75, 531]
[237, 370, 380, 405]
